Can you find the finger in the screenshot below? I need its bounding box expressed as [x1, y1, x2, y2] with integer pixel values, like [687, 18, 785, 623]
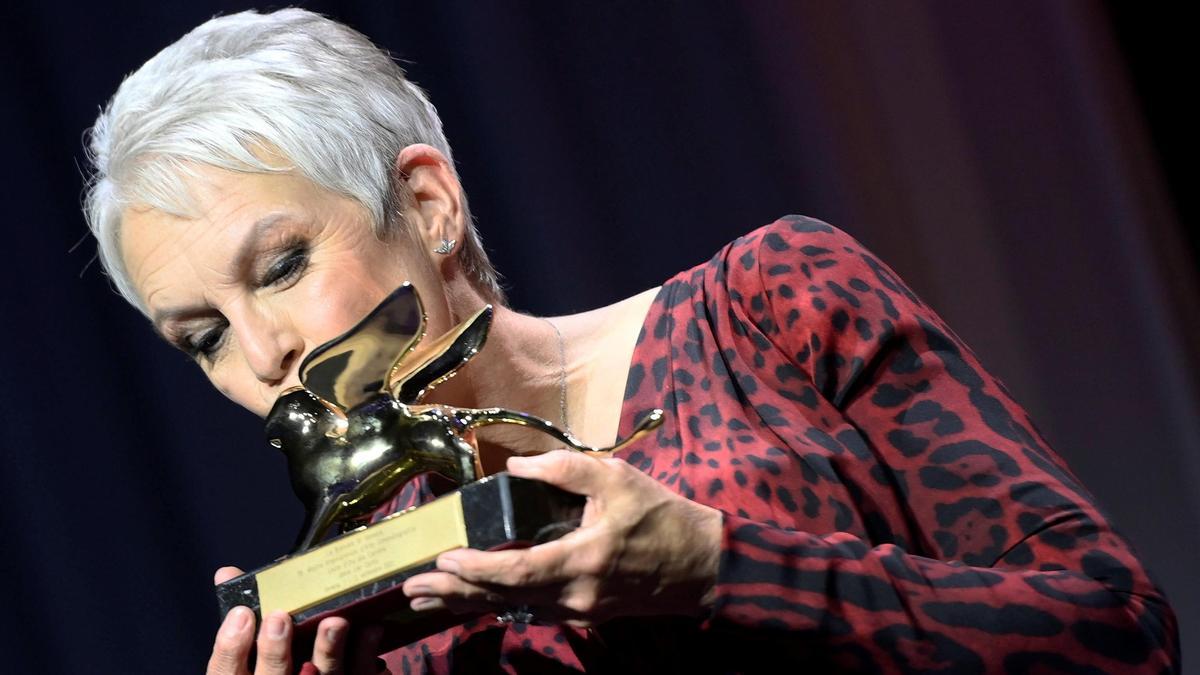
[409, 596, 447, 613]
[206, 606, 254, 675]
[349, 624, 387, 674]
[214, 566, 246, 585]
[506, 450, 610, 496]
[253, 610, 293, 675]
[435, 542, 566, 588]
[404, 571, 503, 613]
[406, 570, 566, 617]
[401, 570, 446, 597]
[310, 616, 350, 674]
[406, 567, 524, 592]
[418, 557, 576, 611]
[405, 569, 588, 626]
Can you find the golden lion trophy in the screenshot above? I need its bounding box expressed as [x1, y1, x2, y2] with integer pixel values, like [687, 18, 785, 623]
[215, 284, 662, 652]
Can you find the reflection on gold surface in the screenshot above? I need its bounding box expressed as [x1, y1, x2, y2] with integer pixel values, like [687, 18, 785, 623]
[266, 283, 664, 553]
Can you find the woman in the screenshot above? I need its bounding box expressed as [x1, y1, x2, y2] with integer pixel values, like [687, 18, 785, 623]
[85, 8, 1177, 674]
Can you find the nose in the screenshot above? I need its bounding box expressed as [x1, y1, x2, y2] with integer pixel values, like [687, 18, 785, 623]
[232, 304, 304, 386]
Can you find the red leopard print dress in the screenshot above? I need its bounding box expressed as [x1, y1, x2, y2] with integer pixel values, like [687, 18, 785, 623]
[380, 216, 1178, 673]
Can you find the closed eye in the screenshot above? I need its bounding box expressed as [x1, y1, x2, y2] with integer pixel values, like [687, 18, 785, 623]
[181, 246, 307, 363]
[181, 320, 229, 363]
[175, 241, 312, 362]
[261, 246, 309, 287]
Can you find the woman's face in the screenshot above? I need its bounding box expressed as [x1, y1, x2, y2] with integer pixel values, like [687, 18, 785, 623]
[121, 165, 445, 417]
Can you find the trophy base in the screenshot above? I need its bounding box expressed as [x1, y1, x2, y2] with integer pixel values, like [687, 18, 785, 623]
[216, 473, 585, 654]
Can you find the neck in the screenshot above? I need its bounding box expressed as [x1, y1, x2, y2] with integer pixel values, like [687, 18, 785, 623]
[425, 287, 659, 453]
[455, 307, 569, 422]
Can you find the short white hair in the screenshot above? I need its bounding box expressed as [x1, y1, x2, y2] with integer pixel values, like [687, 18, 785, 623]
[84, 8, 503, 312]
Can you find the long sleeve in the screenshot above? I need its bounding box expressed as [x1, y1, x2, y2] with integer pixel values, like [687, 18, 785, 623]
[618, 216, 1179, 672]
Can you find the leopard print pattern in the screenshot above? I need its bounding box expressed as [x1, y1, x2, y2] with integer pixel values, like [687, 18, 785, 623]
[381, 216, 1178, 673]
[614, 216, 1178, 673]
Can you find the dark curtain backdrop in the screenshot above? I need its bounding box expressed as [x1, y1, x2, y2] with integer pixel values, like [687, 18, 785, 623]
[1, 2, 1194, 671]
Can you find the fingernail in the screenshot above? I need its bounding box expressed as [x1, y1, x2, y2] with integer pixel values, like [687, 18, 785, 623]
[411, 597, 442, 612]
[266, 612, 288, 639]
[325, 623, 344, 645]
[437, 556, 461, 574]
[405, 584, 432, 597]
[221, 607, 250, 637]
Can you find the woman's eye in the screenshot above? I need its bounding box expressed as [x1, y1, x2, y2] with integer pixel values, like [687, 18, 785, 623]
[187, 323, 228, 362]
[262, 247, 309, 287]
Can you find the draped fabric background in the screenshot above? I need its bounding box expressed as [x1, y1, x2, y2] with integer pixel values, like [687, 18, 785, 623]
[0, 2, 1193, 670]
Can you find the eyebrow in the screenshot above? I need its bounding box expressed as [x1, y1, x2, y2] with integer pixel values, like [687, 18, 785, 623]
[150, 213, 292, 330]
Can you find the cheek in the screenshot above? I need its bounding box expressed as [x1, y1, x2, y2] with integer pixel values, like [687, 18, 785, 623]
[291, 268, 394, 347]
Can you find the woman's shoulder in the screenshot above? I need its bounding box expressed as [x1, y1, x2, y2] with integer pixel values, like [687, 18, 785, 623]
[722, 215, 868, 268]
[663, 214, 878, 298]
[649, 214, 929, 358]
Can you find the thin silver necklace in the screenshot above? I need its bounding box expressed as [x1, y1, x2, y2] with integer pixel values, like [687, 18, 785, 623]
[544, 318, 572, 436]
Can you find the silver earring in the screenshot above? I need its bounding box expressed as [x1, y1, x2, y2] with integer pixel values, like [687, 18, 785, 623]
[433, 238, 457, 255]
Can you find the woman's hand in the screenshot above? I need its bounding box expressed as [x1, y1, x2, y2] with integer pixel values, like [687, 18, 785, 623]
[401, 450, 723, 627]
[206, 567, 388, 674]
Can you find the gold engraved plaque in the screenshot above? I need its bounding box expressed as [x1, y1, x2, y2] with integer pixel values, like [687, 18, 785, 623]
[257, 492, 467, 616]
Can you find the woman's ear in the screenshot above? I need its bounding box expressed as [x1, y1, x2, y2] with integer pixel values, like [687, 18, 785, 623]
[394, 144, 465, 266]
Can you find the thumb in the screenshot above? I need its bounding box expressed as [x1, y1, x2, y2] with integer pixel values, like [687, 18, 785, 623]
[506, 449, 609, 496]
[214, 566, 246, 585]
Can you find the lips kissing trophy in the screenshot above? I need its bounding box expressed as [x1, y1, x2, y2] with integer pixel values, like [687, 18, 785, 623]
[215, 283, 663, 651]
